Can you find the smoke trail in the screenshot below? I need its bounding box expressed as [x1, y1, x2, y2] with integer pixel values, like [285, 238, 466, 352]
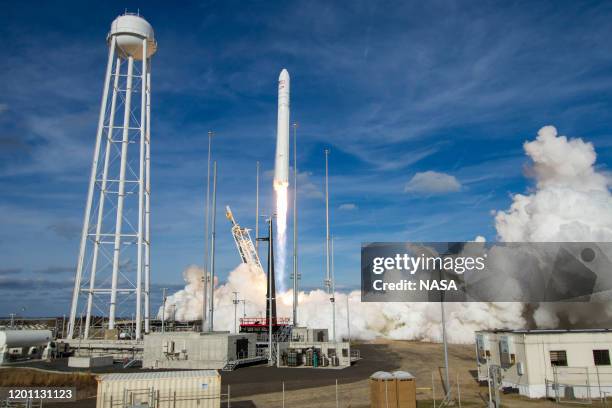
[274, 183, 288, 292]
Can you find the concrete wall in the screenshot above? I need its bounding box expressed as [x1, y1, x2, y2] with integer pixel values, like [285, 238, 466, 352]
[143, 332, 256, 370]
[476, 331, 612, 399]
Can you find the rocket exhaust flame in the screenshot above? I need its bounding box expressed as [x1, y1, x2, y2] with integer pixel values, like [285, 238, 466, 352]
[275, 183, 288, 291]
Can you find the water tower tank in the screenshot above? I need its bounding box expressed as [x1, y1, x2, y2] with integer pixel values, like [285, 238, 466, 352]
[108, 14, 157, 60]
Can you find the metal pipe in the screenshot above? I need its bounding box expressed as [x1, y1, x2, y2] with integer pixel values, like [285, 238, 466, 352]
[68, 36, 116, 339]
[84, 56, 121, 339]
[335, 379, 339, 408]
[292, 123, 298, 326]
[135, 39, 148, 339]
[109, 55, 134, 330]
[208, 161, 218, 332]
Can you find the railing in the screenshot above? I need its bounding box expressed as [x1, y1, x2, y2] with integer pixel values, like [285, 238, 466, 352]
[239, 317, 291, 326]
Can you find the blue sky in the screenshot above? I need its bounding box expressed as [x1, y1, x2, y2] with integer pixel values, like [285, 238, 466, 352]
[2, 0, 612, 317]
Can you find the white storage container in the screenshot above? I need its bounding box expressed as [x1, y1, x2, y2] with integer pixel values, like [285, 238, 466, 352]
[96, 370, 221, 408]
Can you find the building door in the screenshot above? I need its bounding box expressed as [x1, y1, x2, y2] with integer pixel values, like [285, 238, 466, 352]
[236, 338, 249, 359]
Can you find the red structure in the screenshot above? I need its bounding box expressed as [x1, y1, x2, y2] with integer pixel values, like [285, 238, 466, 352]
[239, 317, 290, 335]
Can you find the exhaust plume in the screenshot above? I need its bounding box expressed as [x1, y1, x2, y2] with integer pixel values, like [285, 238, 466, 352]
[274, 183, 288, 292]
[160, 125, 612, 342]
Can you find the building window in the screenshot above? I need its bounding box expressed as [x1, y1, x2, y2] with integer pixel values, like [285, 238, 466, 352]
[550, 350, 568, 367]
[593, 350, 611, 366]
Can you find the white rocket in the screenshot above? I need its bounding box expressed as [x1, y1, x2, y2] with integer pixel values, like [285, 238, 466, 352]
[274, 68, 290, 188]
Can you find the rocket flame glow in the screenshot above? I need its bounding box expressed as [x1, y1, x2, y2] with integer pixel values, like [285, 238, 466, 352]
[275, 183, 288, 291]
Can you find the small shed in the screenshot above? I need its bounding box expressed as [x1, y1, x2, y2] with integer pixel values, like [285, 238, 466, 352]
[370, 371, 397, 408]
[393, 371, 416, 408]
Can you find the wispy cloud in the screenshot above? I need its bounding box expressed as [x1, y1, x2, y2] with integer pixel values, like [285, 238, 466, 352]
[339, 203, 357, 210]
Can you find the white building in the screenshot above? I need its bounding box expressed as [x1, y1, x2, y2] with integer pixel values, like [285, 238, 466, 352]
[143, 332, 262, 370]
[476, 329, 612, 399]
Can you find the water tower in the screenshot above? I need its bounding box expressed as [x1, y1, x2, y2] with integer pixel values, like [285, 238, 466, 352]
[67, 13, 157, 340]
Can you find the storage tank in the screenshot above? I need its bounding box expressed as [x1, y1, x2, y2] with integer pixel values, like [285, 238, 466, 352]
[108, 14, 157, 60]
[393, 371, 416, 408]
[0, 330, 52, 348]
[370, 371, 397, 408]
[96, 370, 220, 408]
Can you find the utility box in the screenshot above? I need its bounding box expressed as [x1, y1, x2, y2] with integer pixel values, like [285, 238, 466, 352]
[96, 370, 220, 408]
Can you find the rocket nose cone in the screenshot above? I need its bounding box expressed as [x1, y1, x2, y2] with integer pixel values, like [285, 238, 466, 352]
[279, 69, 290, 80]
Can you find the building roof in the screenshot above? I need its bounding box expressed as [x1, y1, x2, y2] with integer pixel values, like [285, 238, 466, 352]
[98, 370, 218, 381]
[477, 329, 612, 335]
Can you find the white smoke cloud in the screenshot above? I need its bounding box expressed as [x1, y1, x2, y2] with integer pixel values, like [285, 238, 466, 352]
[160, 125, 611, 342]
[496, 126, 612, 242]
[159, 262, 525, 343]
[495, 125, 612, 327]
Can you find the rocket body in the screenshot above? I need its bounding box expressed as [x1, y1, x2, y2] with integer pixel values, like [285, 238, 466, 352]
[274, 69, 290, 188]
